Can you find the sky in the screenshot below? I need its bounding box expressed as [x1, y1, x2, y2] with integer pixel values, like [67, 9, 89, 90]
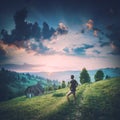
[0, 0, 120, 73]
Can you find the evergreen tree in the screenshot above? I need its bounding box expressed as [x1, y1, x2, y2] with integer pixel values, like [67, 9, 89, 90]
[94, 70, 104, 81]
[80, 68, 91, 84]
[58, 85, 62, 89]
[67, 81, 70, 87]
[61, 80, 66, 88]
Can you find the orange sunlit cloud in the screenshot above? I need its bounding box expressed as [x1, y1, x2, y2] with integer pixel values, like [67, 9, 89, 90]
[86, 19, 94, 30]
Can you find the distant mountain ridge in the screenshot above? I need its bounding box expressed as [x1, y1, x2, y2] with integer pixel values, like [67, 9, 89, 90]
[30, 68, 120, 83]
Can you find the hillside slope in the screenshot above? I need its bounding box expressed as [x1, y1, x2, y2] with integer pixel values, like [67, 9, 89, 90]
[0, 77, 120, 120]
[0, 68, 60, 101]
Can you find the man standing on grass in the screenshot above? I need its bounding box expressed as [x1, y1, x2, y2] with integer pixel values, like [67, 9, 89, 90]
[66, 75, 78, 103]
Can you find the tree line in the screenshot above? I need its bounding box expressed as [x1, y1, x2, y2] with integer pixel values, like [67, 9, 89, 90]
[0, 68, 60, 101]
[80, 67, 105, 84]
[61, 67, 110, 87]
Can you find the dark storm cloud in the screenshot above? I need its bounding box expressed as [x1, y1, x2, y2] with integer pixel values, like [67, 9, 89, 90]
[0, 8, 55, 42]
[105, 24, 120, 55]
[73, 44, 94, 55]
[107, 26, 120, 44]
[1, 8, 40, 43]
[42, 22, 55, 39]
[0, 8, 55, 54]
[0, 0, 120, 56]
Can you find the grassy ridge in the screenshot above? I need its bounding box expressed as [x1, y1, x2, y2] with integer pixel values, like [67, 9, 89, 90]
[0, 88, 69, 120]
[79, 78, 120, 120]
[0, 77, 120, 120]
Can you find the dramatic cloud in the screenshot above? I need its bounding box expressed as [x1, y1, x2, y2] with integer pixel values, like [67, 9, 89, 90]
[109, 42, 120, 55]
[73, 44, 94, 55]
[55, 22, 68, 35]
[86, 19, 94, 30]
[82, 19, 106, 42]
[43, 30, 116, 58]
[104, 24, 120, 55]
[81, 18, 120, 57]
[0, 8, 55, 47]
[42, 22, 55, 39]
[43, 30, 96, 55]
[0, 0, 120, 72]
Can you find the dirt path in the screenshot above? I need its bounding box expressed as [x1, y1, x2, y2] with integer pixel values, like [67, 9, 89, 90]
[65, 95, 83, 120]
[65, 86, 87, 120]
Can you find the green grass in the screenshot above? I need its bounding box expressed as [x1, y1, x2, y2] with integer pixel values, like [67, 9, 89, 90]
[80, 78, 120, 120]
[0, 88, 69, 120]
[0, 77, 120, 120]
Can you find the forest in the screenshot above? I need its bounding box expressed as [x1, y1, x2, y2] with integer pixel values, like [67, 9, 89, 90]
[0, 68, 60, 101]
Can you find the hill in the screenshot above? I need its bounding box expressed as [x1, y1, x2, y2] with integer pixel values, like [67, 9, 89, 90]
[0, 68, 60, 101]
[0, 77, 120, 120]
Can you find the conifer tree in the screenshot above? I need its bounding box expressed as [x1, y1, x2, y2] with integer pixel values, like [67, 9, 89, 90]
[80, 68, 91, 84]
[94, 70, 104, 81]
[61, 80, 66, 88]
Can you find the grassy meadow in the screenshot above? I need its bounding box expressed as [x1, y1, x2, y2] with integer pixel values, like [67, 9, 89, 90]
[0, 77, 120, 120]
